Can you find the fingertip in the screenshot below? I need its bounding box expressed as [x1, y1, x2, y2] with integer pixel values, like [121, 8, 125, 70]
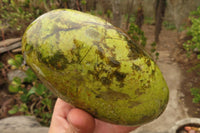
[67, 108, 95, 133]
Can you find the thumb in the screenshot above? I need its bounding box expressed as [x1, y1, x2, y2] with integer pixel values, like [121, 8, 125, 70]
[67, 108, 95, 133]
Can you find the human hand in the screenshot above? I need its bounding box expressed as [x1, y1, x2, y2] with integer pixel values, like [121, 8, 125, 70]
[49, 98, 138, 133]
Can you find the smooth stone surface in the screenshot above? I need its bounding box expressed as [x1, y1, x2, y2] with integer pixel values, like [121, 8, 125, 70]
[0, 116, 49, 133]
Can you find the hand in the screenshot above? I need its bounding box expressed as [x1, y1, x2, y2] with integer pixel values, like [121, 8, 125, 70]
[49, 98, 138, 133]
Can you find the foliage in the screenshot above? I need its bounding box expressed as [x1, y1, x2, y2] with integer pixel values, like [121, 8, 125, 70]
[106, 9, 113, 19]
[190, 88, 200, 103]
[183, 6, 200, 60]
[8, 54, 56, 126]
[0, 0, 36, 35]
[127, 23, 146, 47]
[184, 7, 200, 104]
[97, 10, 103, 16]
[0, 62, 4, 69]
[81, 0, 87, 5]
[124, 14, 136, 23]
[8, 54, 23, 69]
[150, 42, 160, 60]
[190, 6, 200, 17]
[127, 23, 159, 60]
[0, 0, 70, 38]
[187, 64, 200, 75]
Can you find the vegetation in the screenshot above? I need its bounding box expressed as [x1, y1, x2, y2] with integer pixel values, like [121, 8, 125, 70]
[0, 0, 87, 39]
[190, 88, 200, 103]
[1, 0, 42, 37]
[184, 6, 200, 104]
[127, 23, 159, 60]
[7, 54, 56, 126]
[184, 6, 200, 60]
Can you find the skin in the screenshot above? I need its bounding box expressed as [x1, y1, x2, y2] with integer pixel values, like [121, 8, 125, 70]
[49, 98, 138, 133]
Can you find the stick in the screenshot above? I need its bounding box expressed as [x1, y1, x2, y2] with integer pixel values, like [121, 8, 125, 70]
[0, 38, 21, 47]
[0, 42, 21, 54]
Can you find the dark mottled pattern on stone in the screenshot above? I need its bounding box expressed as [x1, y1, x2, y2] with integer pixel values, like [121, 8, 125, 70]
[86, 28, 100, 39]
[97, 88, 130, 101]
[43, 25, 82, 40]
[113, 71, 127, 82]
[135, 88, 145, 96]
[100, 77, 112, 85]
[132, 63, 142, 71]
[37, 50, 69, 70]
[128, 101, 141, 108]
[107, 57, 120, 67]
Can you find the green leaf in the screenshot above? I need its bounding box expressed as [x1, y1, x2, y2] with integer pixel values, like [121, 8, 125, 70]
[8, 85, 19, 93]
[191, 88, 200, 103]
[8, 59, 17, 66]
[191, 88, 200, 95]
[27, 86, 37, 97]
[0, 62, 4, 69]
[9, 77, 22, 93]
[193, 94, 200, 103]
[81, 0, 86, 5]
[197, 54, 200, 59]
[19, 103, 28, 113]
[42, 97, 52, 108]
[15, 54, 23, 66]
[17, 7, 23, 13]
[36, 84, 47, 95]
[151, 48, 156, 53]
[151, 42, 157, 47]
[8, 54, 23, 68]
[3, 0, 9, 3]
[20, 94, 29, 102]
[12, 77, 21, 85]
[24, 68, 37, 83]
[8, 105, 18, 114]
[155, 52, 160, 57]
[44, 112, 52, 119]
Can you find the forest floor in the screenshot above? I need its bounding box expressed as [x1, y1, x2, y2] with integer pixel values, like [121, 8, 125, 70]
[0, 24, 200, 129]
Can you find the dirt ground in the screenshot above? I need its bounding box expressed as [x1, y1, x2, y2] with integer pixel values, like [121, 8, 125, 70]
[0, 24, 200, 120]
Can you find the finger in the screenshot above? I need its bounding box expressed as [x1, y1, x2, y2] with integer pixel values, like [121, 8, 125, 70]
[67, 108, 95, 133]
[49, 98, 74, 133]
[53, 98, 73, 118]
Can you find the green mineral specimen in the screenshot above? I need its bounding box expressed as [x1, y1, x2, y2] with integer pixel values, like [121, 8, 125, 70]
[22, 9, 169, 126]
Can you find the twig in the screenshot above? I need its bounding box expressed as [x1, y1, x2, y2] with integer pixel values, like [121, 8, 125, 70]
[0, 38, 21, 47]
[12, 48, 22, 53]
[0, 41, 21, 54]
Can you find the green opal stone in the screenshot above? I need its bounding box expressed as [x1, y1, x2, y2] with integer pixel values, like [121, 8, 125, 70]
[22, 9, 169, 126]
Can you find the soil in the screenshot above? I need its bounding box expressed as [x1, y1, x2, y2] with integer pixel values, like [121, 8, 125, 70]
[0, 24, 200, 120]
